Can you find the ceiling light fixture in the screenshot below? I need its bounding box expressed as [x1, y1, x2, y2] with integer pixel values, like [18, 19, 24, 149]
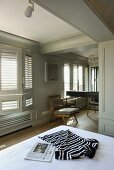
[25, 0, 34, 18]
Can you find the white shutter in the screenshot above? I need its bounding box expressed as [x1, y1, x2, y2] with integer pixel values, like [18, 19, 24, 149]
[0, 46, 21, 114]
[73, 64, 78, 91]
[26, 98, 33, 107]
[25, 55, 32, 90]
[85, 67, 89, 91]
[1, 51, 18, 91]
[78, 66, 83, 91]
[2, 100, 18, 111]
[22, 51, 33, 111]
[64, 63, 70, 97]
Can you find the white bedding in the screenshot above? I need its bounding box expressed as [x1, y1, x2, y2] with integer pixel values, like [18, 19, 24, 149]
[0, 125, 114, 170]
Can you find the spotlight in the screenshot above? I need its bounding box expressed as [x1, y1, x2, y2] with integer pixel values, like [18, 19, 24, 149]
[25, 0, 34, 17]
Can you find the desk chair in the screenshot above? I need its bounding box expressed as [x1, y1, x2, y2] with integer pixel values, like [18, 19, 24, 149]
[48, 95, 79, 124]
[87, 97, 99, 116]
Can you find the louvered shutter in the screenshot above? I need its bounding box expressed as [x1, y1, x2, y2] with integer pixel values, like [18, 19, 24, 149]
[1, 51, 18, 91]
[0, 47, 21, 113]
[22, 52, 33, 111]
[2, 100, 18, 111]
[25, 55, 32, 90]
[73, 64, 78, 91]
[85, 67, 89, 91]
[78, 66, 83, 91]
[26, 98, 33, 107]
[64, 63, 70, 97]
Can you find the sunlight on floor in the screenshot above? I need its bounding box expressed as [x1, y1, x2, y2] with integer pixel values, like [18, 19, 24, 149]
[66, 110, 98, 133]
[67, 117, 74, 126]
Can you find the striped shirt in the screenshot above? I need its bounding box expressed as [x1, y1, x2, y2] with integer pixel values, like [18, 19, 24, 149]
[39, 129, 99, 160]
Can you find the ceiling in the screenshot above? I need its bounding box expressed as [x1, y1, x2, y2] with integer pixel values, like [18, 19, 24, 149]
[0, 0, 114, 58]
[0, 0, 81, 44]
[85, 0, 114, 35]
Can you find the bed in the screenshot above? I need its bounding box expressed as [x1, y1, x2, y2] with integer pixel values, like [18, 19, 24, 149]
[0, 125, 114, 170]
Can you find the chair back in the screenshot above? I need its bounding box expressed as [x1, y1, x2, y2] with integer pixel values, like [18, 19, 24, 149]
[48, 95, 64, 113]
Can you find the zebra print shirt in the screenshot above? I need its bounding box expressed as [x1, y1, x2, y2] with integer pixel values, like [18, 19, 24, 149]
[39, 129, 99, 160]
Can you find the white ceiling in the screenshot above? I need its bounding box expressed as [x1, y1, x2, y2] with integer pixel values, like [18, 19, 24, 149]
[1, 0, 112, 57]
[34, 0, 114, 42]
[0, 0, 81, 44]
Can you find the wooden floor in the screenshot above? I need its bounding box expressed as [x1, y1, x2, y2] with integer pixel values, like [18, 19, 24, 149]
[0, 109, 98, 150]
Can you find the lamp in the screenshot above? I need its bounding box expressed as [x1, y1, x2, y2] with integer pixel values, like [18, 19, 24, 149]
[25, 0, 34, 17]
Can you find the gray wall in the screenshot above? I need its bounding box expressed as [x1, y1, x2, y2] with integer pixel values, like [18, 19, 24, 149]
[35, 53, 88, 125]
[0, 31, 88, 126]
[34, 54, 63, 124]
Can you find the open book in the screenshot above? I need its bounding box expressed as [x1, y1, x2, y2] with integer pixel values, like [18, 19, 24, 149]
[25, 142, 55, 162]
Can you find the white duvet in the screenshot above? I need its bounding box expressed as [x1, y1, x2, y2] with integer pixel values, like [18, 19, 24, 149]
[0, 125, 114, 170]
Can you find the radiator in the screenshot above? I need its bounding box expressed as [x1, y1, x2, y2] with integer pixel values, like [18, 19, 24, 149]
[0, 111, 32, 136]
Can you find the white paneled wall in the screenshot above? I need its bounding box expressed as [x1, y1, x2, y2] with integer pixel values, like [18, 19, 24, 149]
[99, 40, 114, 137]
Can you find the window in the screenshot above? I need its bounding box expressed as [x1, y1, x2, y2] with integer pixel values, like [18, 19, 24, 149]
[91, 67, 99, 91]
[26, 98, 33, 107]
[78, 66, 83, 91]
[64, 63, 70, 97]
[64, 63, 88, 98]
[84, 66, 89, 91]
[0, 50, 19, 92]
[73, 64, 84, 91]
[73, 65, 78, 91]
[2, 100, 18, 111]
[24, 55, 32, 90]
[0, 47, 21, 114]
[0, 46, 33, 115]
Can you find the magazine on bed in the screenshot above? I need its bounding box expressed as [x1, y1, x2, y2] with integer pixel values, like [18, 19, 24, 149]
[25, 142, 55, 162]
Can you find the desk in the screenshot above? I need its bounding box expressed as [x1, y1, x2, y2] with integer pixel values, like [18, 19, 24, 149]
[66, 91, 99, 115]
[66, 91, 99, 99]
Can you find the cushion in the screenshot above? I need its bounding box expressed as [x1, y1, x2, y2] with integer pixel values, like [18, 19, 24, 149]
[59, 107, 79, 113]
[54, 107, 79, 115]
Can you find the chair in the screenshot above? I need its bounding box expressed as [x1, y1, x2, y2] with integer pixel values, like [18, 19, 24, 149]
[48, 95, 79, 124]
[87, 96, 99, 116]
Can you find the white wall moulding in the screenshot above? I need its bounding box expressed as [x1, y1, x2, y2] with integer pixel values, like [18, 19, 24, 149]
[99, 40, 114, 137]
[33, 0, 114, 42]
[0, 30, 40, 51]
[41, 34, 97, 54]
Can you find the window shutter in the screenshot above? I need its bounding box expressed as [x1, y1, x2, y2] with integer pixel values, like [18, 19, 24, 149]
[64, 63, 70, 97]
[78, 66, 83, 91]
[1, 51, 18, 91]
[2, 100, 18, 111]
[85, 67, 89, 91]
[22, 51, 33, 111]
[73, 64, 78, 91]
[26, 98, 33, 107]
[25, 55, 32, 90]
